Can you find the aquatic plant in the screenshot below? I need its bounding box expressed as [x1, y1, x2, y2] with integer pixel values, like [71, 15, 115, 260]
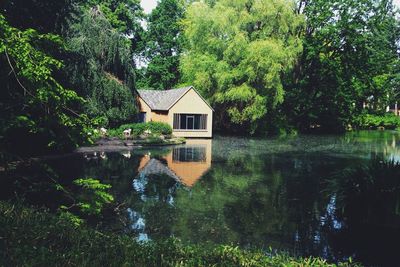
[328, 159, 400, 223]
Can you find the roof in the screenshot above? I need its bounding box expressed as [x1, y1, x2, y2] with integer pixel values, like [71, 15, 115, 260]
[138, 158, 181, 183]
[137, 86, 214, 111]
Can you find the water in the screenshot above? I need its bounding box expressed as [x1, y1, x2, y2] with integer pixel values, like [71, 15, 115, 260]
[22, 131, 400, 266]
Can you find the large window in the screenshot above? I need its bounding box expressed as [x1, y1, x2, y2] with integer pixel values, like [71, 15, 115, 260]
[173, 114, 207, 130]
[172, 146, 206, 162]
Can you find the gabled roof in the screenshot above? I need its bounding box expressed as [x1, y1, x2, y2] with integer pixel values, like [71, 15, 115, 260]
[137, 86, 214, 111]
[138, 158, 181, 182]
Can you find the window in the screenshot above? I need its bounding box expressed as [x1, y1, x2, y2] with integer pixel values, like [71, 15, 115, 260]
[173, 114, 207, 130]
[172, 146, 206, 162]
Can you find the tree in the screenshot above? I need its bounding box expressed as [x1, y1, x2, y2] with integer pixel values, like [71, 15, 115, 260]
[137, 0, 184, 90]
[81, 0, 145, 51]
[64, 6, 139, 127]
[180, 0, 304, 134]
[283, 0, 400, 132]
[0, 14, 89, 156]
[0, 0, 73, 33]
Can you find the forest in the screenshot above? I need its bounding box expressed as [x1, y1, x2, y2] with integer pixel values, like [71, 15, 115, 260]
[0, 0, 399, 157]
[1, 1, 400, 266]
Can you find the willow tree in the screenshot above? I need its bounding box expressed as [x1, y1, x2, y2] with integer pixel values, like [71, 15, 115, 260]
[181, 0, 304, 134]
[64, 6, 138, 127]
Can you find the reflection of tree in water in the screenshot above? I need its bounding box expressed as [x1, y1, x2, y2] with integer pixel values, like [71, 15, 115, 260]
[125, 156, 182, 241]
[5, 132, 400, 266]
[168, 151, 373, 262]
[325, 160, 400, 266]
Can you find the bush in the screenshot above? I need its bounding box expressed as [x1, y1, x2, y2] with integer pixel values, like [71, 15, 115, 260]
[353, 113, 400, 130]
[0, 202, 359, 267]
[109, 122, 173, 138]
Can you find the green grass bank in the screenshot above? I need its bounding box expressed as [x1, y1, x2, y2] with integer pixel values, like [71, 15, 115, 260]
[0, 202, 359, 267]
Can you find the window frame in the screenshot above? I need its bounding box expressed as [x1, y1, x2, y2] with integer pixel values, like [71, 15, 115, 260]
[173, 113, 207, 131]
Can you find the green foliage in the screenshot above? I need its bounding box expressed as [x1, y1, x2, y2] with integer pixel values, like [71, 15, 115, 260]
[58, 210, 84, 227]
[0, 160, 115, 229]
[283, 0, 400, 133]
[137, 0, 184, 90]
[353, 113, 400, 130]
[64, 7, 138, 127]
[109, 122, 173, 138]
[71, 178, 114, 215]
[0, 0, 73, 33]
[0, 14, 90, 155]
[181, 0, 304, 134]
[0, 201, 359, 266]
[96, 0, 144, 38]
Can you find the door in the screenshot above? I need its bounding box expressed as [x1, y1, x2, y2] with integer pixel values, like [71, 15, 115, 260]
[139, 112, 146, 123]
[186, 115, 194, 129]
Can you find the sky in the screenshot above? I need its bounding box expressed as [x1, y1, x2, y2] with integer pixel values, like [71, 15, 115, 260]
[141, 0, 400, 14]
[140, 0, 158, 14]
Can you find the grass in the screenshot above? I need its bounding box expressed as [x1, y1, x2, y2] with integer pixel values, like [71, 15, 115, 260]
[0, 201, 359, 267]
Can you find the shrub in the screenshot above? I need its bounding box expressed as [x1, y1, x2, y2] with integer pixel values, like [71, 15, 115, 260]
[353, 113, 400, 130]
[110, 122, 172, 138]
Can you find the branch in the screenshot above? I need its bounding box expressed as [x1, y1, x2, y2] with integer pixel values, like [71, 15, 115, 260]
[5, 49, 82, 118]
[5, 49, 34, 97]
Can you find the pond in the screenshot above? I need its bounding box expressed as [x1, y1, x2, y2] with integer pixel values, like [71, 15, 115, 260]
[24, 131, 400, 266]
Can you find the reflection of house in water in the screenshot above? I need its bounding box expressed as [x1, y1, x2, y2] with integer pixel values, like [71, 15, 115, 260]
[137, 139, 212, 187]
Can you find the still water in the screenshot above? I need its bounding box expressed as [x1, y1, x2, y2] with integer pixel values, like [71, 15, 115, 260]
[45, 131, 400, 266]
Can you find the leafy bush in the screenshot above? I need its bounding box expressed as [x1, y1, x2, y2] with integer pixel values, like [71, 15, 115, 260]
[56, 177, 114, 226]
[353, 113, 400, 130]
[0, 202, 359, 267]
[109, 122, 172, 138]
[0, 160, 114, 226]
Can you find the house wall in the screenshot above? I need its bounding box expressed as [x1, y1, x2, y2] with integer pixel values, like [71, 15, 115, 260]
[138, 96, 169, 123]
[164, 139, 212, 187]
[137, 89, 213, 138]
[168, 89, 213, 138]
[137, 97, 152, 122]
[151, 110, 169, 123]
[137, 139, 212, 187]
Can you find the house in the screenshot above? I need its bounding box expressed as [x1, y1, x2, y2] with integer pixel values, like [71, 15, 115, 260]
[136, 86, 213, 138]
[136, 139, 212, 187]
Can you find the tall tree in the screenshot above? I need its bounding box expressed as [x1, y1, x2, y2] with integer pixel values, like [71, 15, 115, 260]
[81, 0, 145, 51]
[64, 6, 140, 127]
[180, 0, 304, 134]
[284, 0, 400, 132]
[0, 0, 73, 33]
[0, 14, 89, 156]
[137, 0, 184, 90]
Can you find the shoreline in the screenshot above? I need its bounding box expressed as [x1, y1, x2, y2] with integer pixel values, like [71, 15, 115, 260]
[75, 137, 186, 153]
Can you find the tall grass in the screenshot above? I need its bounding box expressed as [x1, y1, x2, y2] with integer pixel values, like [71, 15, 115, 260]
[328, 159, 400, 222]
